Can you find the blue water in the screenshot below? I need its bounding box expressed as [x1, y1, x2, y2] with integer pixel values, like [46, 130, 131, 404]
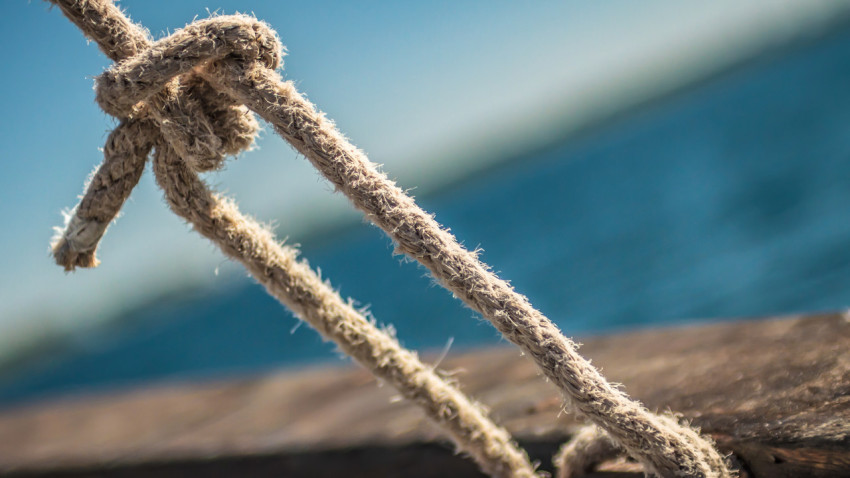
[4, 27, 850, 407]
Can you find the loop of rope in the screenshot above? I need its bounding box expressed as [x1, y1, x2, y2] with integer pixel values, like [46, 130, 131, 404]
[48, 1, 537, 476]
[95, 17, 281, 118]
[48, 1, 733, 476]
[554, 425, 623, 478]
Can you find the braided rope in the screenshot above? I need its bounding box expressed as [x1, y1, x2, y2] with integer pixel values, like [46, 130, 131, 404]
[47, 1, 733, 476]
[48, 2, 538, 477]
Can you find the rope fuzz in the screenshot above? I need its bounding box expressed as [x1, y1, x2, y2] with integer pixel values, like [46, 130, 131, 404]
[47, 1, 732, 476]
[47, 2, 538, 477]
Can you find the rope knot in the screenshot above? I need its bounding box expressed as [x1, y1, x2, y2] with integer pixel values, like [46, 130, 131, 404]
[95, 15, 284, 171]
[53, 15, 285, 270]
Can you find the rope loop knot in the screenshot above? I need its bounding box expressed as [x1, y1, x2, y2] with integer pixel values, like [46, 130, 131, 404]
[52, 15, 285, 270]
[97, 16, 282, 119]
[96, 15, 283, 173]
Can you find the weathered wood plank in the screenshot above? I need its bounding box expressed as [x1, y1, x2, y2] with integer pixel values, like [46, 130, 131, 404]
[0, 313, 847, 476]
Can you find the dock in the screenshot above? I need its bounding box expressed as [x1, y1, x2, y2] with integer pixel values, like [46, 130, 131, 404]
[0, 313, 847, 477]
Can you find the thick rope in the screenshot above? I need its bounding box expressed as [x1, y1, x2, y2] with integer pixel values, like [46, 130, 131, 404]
[47, 1, 732, 476]
[47, 2, 538, 477]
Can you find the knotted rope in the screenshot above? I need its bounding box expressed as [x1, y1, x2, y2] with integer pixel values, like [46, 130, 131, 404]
[48, 1, 732, 476]
[48, 2, 538, 477]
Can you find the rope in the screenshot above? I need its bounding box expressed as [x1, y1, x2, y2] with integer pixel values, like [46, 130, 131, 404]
[554, 425, 622, 478]
[47, 1, 733, 476]
[48, 2, 538, 477]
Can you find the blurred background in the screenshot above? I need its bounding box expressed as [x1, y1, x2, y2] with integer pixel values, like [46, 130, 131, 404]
[2, 0, 850, 408]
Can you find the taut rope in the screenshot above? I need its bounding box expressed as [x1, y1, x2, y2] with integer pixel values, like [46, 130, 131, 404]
[48, 2, 537, 477]
[48, 1, 732, 476]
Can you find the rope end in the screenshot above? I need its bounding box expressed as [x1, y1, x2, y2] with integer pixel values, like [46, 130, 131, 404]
[52, 240, 101, 272]
[50, 212, 108, 271]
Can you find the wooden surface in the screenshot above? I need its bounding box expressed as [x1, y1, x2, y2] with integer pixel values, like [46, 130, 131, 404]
[0, 313, 848, 477]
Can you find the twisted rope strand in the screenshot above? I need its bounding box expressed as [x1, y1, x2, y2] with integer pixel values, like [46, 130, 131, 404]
[48, 0, 732, 475]
[52, 118, 155, 270]
[48, 1, 539, 476]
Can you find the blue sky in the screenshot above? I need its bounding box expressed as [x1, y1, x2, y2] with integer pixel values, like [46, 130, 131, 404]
[1, 0, 846, 357]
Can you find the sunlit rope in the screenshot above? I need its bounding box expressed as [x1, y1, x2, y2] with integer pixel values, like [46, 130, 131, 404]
[48, 2, 538, 476]
[48, 1, 731, 476]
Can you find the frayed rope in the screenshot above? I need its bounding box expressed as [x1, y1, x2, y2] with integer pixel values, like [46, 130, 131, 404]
[47, 1, 538, 477]
[47, 1, 732, 476]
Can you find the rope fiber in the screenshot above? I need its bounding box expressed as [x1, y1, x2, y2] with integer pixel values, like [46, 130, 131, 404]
[48, 2, 537, 477]
[47, 1, 733, 476]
